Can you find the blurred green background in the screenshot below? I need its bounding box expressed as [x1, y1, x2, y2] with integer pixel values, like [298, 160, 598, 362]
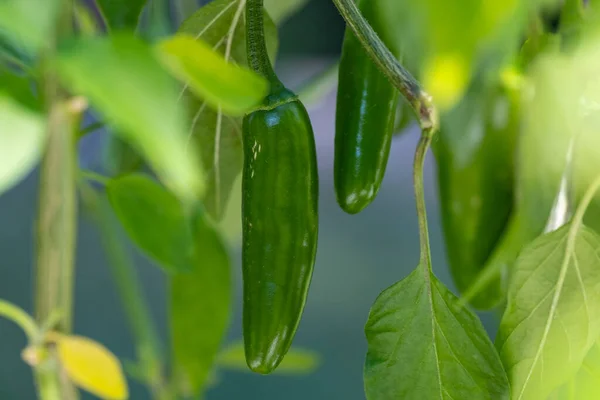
[0, 1, 499, 398]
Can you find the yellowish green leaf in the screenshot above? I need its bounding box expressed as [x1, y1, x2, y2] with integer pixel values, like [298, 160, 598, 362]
[156, 34, 269, 116]
[56, 335, 128, 400]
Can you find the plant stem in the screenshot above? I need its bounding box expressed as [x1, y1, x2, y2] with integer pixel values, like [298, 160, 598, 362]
[79, 183, 169, 400]
[331, 0, 437, 131]
[0, 300, 39, 342]
[413, 129, 436, 270]
[246, 0, 284, 91]
[35, 96, 78, 333]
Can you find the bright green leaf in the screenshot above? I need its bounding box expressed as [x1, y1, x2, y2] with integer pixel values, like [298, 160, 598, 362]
[496, 224, 600, 400]
[0, 0, 59, 52]
[177, 0, 279, 220]
[171, 213, 232, 395]
[0, 93, 45, 197]
[54, 34, 203, 202]
[56, 334, 129, 400]
[264, 0, 309, 24]
[96, 0, 147, 30]
[364, 266, 509, 400]
[217, 341, 320, 375]
[156, 34, 269, 116]
[550, 340, 600, 400]
[107, 174, 195, 273]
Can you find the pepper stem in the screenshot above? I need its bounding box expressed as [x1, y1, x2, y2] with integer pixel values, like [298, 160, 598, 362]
[246, 0, 284, 93]
[413, 128, 436, 270]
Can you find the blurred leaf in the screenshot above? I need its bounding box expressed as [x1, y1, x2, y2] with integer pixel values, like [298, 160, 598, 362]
[107, 174, 195, 273]
[217, 342, 320, 375]
[496, 224, 600, 400]
[377, 0, 560, 109]
[156, 34, 269, 116]
[55, 34, 203, 202]
[215, 175, 242, 245]
[96, 0, 148, 30]
[103, 134, 144, 177]
[550, 340, 600, 399]
[56, 334, 128, 400]
[364, 266, 509, 400]
[0, 69, 38, 110]
[0, 92, 45, 197]
[0, 0, 59, 52]
[177, 0, 278, 220]
[171, 213, 231, 395]
[264, 0, 309, 24]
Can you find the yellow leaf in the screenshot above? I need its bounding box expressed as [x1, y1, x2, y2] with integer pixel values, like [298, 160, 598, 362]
[56, 335, 128, 400]
[422, 53, 470, 111]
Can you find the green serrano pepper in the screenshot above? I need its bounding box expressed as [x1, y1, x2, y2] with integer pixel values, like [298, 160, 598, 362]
[242, 0, 319, 374]
[334, 0, 399, 214]
[434, 83, 517, 308]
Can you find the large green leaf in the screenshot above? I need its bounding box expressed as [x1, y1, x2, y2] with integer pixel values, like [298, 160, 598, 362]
[0, 0, 59, 52]
[364, 266, 509, 400]
[550, 340, 600, 399]
[0, 92, 45, 197]
[156, 34, 269, 116]
[216, 341, 320, 375]
[177, 0, 278, 220]
[170, 213, 231, 395]
[107, 174, 195, 273]
[96, 0, 147, 30]
[496, 224, 600, 400]
[55, 34, 203, 202]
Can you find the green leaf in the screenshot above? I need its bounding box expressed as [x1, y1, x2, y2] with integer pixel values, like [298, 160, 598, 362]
[170, 214, 232, 395]
[550, 340, 600, 399]
[55, 34, 203, 202]
[107, 174, 195, 273]
[496, 223, 600, 400]
[264, 0, 309, 24]
[217, 341, 320, 375]
[364, 266, 509, 400]
[96, 0, 148, 30]
[156, 34, 269, 116]
[0, 69, 38, 111]
[0, 92, 45, 197]
[177, 0, 279, 220]
[0, 0, 59, 52]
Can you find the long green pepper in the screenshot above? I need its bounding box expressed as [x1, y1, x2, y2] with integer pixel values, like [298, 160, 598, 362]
[242, 0, 319, 374]
[334, 0, 399, 214]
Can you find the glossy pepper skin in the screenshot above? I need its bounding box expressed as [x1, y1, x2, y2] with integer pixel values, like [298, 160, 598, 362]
[334, 0, 399, 214]
[434, 85, 517, 309]
[242, 89, 319, 374]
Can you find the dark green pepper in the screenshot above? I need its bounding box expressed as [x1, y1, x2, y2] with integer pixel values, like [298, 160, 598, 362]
[242, 0, 319, 374]
[434, 83, 517, 309]
[334, 0, 399, 214]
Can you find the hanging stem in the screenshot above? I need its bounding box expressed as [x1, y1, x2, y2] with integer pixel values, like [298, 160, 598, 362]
[331, 0, 437, 131]
[246, 0, 284, 92]
[79, 183, 170, 400]
[413, 129, 436, 270]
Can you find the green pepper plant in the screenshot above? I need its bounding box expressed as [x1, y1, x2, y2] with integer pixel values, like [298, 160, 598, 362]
[1, 0, 600, 399]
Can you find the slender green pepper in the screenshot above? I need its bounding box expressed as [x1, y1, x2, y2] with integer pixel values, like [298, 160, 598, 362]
[334, 0, 399, 214]
[434, 83, 517, 309]
[242, 0, 319, 375]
